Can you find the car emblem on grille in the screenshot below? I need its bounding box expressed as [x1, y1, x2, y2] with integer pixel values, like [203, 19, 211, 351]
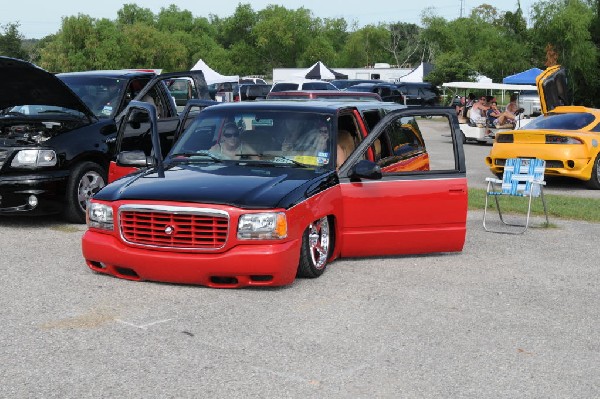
[164, 225, 175, 235]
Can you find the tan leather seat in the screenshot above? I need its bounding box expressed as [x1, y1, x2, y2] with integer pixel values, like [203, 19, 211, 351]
[337, 129, 355, 168]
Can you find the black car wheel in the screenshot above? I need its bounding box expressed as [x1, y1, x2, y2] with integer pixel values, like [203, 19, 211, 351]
[586, 153, 600, 190]
[297, 216, 331, 278]
[63, 162, 107, 223]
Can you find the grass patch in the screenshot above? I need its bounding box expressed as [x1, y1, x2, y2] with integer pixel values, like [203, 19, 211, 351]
[50, 225, 83, 233]
[468, 188, 600, 222]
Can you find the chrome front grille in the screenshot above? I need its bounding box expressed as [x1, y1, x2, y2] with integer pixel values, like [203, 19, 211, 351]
[119, 205, 229, 250]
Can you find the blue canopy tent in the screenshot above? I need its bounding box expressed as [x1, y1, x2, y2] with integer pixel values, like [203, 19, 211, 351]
[502, 68, 543, 85]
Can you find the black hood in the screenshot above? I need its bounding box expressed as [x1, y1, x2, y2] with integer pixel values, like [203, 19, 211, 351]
[0, 56, 94, 117]
[96, 162, 337, 209]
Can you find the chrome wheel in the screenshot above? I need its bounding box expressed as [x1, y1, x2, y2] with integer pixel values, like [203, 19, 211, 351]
[297, 216, 332, 278]
[308, 217, 330, 270]
[77, 170, 105, 211]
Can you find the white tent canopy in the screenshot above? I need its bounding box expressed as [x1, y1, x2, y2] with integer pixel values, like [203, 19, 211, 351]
[442, 82, 537, 91]
[190, 59, 239, 85]
[442, 81, 538, 105]
[398, 62, 434, 82]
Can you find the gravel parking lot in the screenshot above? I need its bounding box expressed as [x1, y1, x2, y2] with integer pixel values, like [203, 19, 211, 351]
[1, 118, 598, 398]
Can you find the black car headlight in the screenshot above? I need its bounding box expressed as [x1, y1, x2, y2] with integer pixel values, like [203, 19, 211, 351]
[10, 149, 57, 168]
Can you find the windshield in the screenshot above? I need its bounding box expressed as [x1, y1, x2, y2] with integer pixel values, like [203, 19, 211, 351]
[58, 75, 128, 119]
[170, 109, 336, 169]
[521, 112, 595, 130]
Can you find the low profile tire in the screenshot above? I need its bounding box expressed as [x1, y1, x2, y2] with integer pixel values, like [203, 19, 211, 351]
[586, 153, 600, 189]
[63, 162, 107, 223]
[297, 216, 332, 278]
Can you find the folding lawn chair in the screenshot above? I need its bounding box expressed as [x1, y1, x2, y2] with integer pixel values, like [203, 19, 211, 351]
[483, 158, 549, 234]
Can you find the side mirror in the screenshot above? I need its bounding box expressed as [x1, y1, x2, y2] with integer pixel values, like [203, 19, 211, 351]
[349, 159, 382, 180]
[116, 151, 155, 167]
[128, 110, 150, 129]
[99, 123, 118, 136]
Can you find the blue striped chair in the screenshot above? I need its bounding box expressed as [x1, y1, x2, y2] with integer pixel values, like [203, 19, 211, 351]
[483, 158, 549, 234]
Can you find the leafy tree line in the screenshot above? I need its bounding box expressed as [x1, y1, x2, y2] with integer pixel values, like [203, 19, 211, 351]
[1, 0, 599, 105]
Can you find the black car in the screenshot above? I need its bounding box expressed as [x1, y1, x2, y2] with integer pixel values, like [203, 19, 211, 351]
[234, 83, 272, 101]
[395, 82, 441, 107]
[330, 79, 385, 90]
[345, 83, 405, 104]
[0, 57, 209, 223]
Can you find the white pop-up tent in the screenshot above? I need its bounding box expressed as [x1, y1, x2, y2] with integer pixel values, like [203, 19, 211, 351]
[398, 62, 434, 82]
[190, 59, 239, 85]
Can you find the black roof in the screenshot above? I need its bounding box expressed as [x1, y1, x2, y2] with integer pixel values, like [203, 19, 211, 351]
[56, 69, 157, 79]
[199, 99, 405, 114]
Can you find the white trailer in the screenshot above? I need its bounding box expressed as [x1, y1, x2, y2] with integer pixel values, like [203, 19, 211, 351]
[272, 65, 413, 83]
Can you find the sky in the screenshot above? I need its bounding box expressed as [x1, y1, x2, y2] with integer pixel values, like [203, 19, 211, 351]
[3, 0, 537, 40]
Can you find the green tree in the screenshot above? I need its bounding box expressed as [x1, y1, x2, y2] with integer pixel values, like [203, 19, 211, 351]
[424, 52, 477, 86]
[338, 25, 391, 67]
[253, 6, 313, 69]
[156, 5, 195, 33]
[0, 22, 28, 59]
[38, 14, 98, 71]
[116, 4, 155, 26]
[213, 3, 257, 49]
[531, 0, 597, 105]
[385, 22, 423, 67]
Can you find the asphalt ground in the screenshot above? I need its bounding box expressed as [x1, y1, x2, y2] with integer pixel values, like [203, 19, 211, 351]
[1, 118, 598, 398]
[0, 211, 598, 398]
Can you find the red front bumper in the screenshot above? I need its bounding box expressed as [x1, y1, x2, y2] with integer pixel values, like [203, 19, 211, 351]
[82, 230, 301, 288]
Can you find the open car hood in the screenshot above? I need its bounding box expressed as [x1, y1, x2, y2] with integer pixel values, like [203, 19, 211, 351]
[536, 65, 570, 115]
[0, 56, 94, 117]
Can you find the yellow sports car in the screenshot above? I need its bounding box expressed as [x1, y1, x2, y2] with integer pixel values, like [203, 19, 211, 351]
[486, 65, 600, 189]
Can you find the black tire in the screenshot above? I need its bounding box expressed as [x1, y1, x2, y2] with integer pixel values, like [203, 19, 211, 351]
[297, 216, 332, 278]
[63, 162, 107, 223]
[586, 153, 600, 189]
[460, 130, 467, 144]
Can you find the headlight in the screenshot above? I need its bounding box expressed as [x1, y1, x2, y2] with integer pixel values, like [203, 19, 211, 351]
[11, 149, 57, 168]
[87, 202, 114, 231]
[238, 212, 287, 240]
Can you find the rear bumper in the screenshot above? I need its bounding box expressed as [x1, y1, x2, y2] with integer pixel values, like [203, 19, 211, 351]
[81, 230, 302, 288]
[487, 144, 594, 181]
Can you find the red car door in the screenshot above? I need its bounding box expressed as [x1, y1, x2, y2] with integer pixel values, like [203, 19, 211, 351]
[337, 108, 467, 257]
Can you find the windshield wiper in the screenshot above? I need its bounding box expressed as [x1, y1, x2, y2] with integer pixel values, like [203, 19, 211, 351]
[170, 151, 223, 162]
